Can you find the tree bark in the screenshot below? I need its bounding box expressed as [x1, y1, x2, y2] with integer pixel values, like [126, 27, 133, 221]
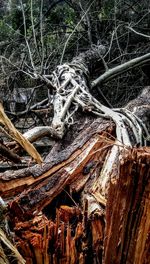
[0, 46, 150, 264]
[1, 145, 149, 264]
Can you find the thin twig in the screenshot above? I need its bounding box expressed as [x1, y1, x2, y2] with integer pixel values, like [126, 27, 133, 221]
[60, 0, 96, 64]
[31, 0, 41, 61]
[19, 0, 36, 73]
[40, 0, 45, 73]
[127, 25, 150, 39]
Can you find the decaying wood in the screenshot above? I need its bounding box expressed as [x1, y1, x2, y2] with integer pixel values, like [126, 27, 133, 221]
[0, 197, 25, 264]
[0, 93, 150, 263]
[104, 148, 150, 264]
[1, 146, 148, 264]
[0, 119, 113, 204]
[0, 44, 150, 263]
[0, 121, 150, 264]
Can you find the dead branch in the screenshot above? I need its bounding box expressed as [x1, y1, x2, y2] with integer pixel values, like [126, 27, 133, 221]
[92, 51, 150, 87]
[0, 141, 21, 163]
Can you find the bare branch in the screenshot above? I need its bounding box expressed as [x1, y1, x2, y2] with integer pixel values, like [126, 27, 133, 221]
[127, 26, 150, 39]
[92, 52, 150, 87]
[40, 0, 44, 73]
[31, 0, 41, 61]
[60, 0, 96, 64]
[19, 0, 36, 73]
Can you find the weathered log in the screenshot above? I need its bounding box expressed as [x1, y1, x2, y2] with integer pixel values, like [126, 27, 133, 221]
[0, 44, 150, 264]
[1, 114, 150, 264]
[1, 85, 149, 197]
[0, 119, 113, 212]
[0, 89, 149, 264]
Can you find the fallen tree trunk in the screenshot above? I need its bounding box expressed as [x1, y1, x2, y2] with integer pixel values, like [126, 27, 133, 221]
[0, 119, 113, 202]
[0, 86, 149, 201]
[0, 115, 150, 264]
[0, 46, 150, 264]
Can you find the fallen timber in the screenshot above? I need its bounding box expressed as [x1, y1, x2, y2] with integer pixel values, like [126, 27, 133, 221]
[0, 45, 150, 263]
[0, 119, 150, 264]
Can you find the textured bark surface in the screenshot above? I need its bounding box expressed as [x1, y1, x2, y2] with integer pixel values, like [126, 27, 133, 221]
[0, 118, 112, 196]
[2, 146, 149, 264]
[104, 148, 150, 264]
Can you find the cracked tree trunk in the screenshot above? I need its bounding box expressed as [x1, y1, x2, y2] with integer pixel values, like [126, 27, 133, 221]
[0, 46, 150, 264]
[1, 136, 149, 264]
[0, 103, 150, 264]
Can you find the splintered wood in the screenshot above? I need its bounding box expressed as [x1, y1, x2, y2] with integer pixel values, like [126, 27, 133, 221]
[6, 130, 110, 219]
[0, 102, 43, 164]
[0, 119, 150, 264]
[13, 205, 104, 264]
[6, 146, 150, 264]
